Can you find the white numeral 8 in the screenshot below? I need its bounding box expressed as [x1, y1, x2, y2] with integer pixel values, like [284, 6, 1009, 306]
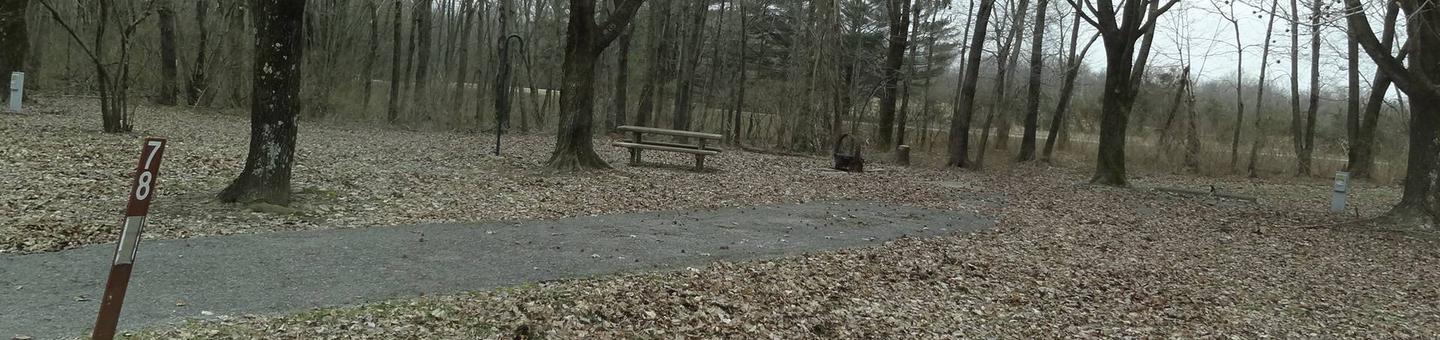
[135, 171, 153, 200]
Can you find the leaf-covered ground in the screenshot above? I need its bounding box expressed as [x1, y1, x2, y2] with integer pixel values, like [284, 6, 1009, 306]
[5, 98, 1437, 338]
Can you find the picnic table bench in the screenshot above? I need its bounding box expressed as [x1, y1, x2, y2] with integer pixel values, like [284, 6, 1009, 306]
[612, 125, 723, 170]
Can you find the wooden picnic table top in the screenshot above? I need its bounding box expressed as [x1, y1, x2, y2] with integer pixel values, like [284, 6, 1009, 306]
[617, 125, 723, 140]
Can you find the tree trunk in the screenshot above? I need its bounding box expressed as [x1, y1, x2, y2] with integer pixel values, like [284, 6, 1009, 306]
[1227, 16, 1245, 172]
[1245, 0, 1279, 178]
[1298, 0, 1321, 176]
[670, 0, 707, 132]
[610, 23, 632, 132]
[729, 0, 746, 144]
[1350, 3, 1401, 179]
[546, 0, 644, 171]
[876, 0, 911, 149]
[946, 0, 993, 168]
[387, 0, 403, 122]
[362, 0, 381, 109]
[1093, 39, 1137, 185]
[412, 0, 434, 119]
[156, 0, 179, 106]
[895, 1, 923, 148]
[1017, 0, 1049, 161]
[636, 1, 670, 128]
[0, 0, 27, 102]
[1043, 16, 1091, 162]
[451, 0, 473, 115]
[219, 0, 306, 205]
[187, 0, 211, 106]
[1287, 0, 1303, 175]
[975, 0, 1030, 168]
[1344, 16, 1361, 178]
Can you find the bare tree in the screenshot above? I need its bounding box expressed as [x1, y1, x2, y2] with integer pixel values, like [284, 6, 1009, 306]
[186, 0, 211, 106]
[1069, 0, 1180, 186]
[876, 0, 913, 149]
[39, 0, 157, 133]
[1347, 2, 1401, 179]
[947, 0, 996, 168]
[1244, 0, 1279, 178]
[218, 0, 306, 204]
[155, 0, 179, 106]
[450, 0, 474, 115]
[1343, 0, 1440, 222]
[1017, 0, 1051, 161]
[1042, 14, 1098, 162]
[545, 0, 645, 170]
[1212, 1, 1245, 171]
[976, 0, 1031, 168]
[387, 0, 402, 122]
[1295, 0, 1322, 175]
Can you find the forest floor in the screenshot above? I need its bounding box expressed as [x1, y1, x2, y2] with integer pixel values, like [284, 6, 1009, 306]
[4, 97, 1438, 338]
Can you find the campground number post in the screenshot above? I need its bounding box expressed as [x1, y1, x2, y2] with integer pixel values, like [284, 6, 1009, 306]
[92, 137, 167, 340]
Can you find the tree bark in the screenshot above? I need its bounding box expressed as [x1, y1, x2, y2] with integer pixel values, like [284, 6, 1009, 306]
[670, 0, 707, 132]
[219, 0, 306, 205]
[187, 0, 211, 106]
[876, 0, 912, 149]
[946, 0, 994, 168]
[450, 0, 473, 115]
[1043, 17, 1094, 162]
[1245, 0, 1279, 178]
[156, 0, 179, 106]
[546, 0, 645, 171]
[1017, 0, 1050, 161]
[362, 0, 381, 109]
[610, 22, 632, 132]
[412, 0, 434, 119]
[1298, 0, 1321, 176]
[976, 0, 1031, 168]
[387, 0, 403, 122]
[1350, 3, 1401, 179]
[1078, 0, 1179, 186]
[1344, 0, 1440, 222]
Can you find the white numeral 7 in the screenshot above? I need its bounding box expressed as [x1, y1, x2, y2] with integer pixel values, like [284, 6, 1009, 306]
[143, 140, 163, 170]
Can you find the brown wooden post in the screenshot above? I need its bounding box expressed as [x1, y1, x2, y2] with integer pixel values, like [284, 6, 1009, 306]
[93, 137, 168, 340]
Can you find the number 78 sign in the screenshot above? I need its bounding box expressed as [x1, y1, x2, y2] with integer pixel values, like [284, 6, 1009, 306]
[92, 137, 167, 340]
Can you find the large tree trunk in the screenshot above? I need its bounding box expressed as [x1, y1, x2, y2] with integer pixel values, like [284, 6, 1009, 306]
[156, 0, 179, 106]
[875, 0, 911, 149]
[1017, 0, 1050, 162]
[1092, 39, 1137, 185]
[1344, 0, 1440, 223]
[546, 0, 644, 171]
[1350, 3, 1402, 179]
[1244, 0, 1279, 178]
[219, 0, 306, 205]
[387, 0, 403, 122]
[946, 0, 994, 168]
[0, 0, 27, 102]
[187, 0, 211, 106]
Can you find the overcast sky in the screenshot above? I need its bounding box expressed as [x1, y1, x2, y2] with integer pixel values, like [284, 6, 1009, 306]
[1043, 0, 1398, 97]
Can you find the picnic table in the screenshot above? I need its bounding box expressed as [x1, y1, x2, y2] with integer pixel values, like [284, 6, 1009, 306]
[612, 125, 723, 170]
